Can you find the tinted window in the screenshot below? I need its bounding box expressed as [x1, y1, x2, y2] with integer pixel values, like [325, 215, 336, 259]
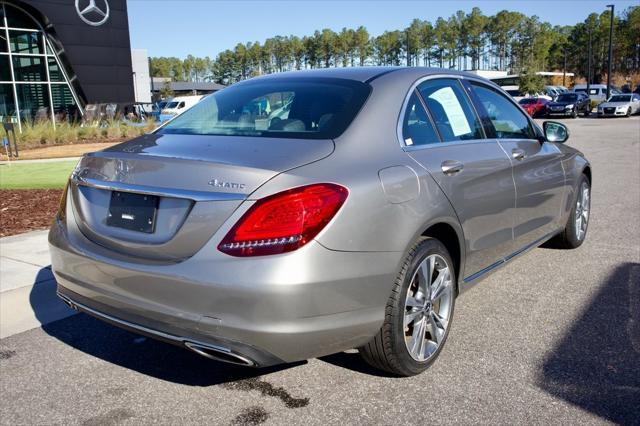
[417, 79, 483, 142]
[557, 94, 577, 102]
[471, 83, 534, 140]
[519, 98, 536, 105]
[402, 92, 439, 146]
[160, 78, 371, 139]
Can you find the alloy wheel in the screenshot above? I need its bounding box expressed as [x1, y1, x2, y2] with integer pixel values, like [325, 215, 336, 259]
[575, 181, 590, 241]
[403, 254, 454, 362]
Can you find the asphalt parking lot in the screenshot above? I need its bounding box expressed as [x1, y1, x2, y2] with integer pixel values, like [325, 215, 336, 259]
[1, 116, 639, 425]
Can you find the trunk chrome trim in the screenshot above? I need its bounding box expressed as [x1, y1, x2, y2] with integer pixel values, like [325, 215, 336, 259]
[71, 174, 246, 202]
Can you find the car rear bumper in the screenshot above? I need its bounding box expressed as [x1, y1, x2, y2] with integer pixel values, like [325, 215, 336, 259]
[49, 217, 400, 366]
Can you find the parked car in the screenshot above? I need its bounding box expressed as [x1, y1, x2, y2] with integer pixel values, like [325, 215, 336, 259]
[50, 68, 591, 377]
[519, 97, 549, 117]
[597, 93, 640, 117]
[546, 92, 591, 118]
[160, 95, 203, 117]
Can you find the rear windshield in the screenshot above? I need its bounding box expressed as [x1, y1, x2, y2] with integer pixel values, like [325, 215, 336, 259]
[519, 98, 536, 105]
[557, 94, 577, 102]
[159, 78, 371, 139]
[165, 102, 179, 109]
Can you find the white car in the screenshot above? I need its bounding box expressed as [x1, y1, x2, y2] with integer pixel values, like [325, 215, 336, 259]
[597, 94, 640, 117]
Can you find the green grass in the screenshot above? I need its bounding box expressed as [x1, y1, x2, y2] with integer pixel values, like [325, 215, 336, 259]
[0, 160, 77, 190]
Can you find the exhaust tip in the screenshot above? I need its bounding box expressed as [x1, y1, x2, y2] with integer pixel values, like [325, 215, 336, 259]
[184, 341, 255, 366]
[57, 293, 78, 311]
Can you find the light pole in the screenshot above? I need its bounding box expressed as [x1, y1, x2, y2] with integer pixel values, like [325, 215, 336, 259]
[606, 4, 614, 99]
[587, 26, 592, 95]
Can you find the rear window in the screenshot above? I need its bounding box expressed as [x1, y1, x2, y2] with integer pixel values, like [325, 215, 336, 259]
[519, 98, 536, 105]
[159, 78, 371, 139]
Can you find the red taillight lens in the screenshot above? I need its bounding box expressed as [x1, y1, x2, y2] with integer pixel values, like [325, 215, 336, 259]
[218, 183, 348, 257]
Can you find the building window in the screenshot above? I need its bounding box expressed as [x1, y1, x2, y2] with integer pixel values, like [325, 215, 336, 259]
[0, 2, 82, 129]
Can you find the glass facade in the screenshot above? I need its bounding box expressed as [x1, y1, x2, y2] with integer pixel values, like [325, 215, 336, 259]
[0, 2, 81, 128]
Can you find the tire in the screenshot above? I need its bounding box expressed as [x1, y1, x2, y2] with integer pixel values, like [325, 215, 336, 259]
[572, 108, 578, 119]
[548, 174, 591, 249]
[626, 108, 632, 117]
[584, 108, 590, 117]
[359, 238, 456, 376]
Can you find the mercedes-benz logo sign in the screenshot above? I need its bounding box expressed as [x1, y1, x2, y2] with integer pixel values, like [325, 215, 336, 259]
[75, 0, 110, 26]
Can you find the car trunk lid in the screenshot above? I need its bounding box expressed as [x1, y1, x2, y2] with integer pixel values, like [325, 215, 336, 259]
[69, 133, 334, 261]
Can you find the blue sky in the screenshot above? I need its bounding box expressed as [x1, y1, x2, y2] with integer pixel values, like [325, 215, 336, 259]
[127, 0, 637, 59]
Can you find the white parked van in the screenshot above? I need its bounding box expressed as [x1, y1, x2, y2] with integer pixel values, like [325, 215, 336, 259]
[161, 95, 203, 117]
[572, 84, 619, 103]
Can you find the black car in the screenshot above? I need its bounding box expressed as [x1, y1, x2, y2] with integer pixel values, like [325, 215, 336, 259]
[545, 93, 591, 118]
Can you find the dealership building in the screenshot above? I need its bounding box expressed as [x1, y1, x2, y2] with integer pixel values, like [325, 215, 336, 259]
[0, 0, 149, 131]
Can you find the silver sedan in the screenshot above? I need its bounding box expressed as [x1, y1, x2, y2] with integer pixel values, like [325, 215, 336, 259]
[597, 93, 640, 117]
[50, 68, 591, 376]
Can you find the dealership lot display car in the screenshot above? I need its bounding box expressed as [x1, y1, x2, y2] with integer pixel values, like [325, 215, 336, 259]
[545, 92, 591, 118]
[597, 94, 640, 117]
[50, 68, 591, 376]
[519, 97, 549, 117]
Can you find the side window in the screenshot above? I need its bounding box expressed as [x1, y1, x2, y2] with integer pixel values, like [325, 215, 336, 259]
[402, 92, 439, 146]
[417, 79, 484, 142]
[178, 102, 185, 109]
[470, 83, 535, 140]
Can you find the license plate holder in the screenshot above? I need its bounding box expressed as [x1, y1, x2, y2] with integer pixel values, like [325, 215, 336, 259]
[106, 191, 159, 233]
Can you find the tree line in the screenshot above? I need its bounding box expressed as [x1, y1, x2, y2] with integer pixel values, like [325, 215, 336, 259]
[150, 6, 639, 87]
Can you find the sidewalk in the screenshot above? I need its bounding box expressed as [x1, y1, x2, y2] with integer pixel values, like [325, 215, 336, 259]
[0, 230, 76, 338]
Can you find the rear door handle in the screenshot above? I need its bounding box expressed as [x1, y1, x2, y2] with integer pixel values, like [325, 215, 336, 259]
[512, 148, 526, 161]
[441, 160, 464, 175]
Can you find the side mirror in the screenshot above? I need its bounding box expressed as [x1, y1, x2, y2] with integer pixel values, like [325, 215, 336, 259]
[543, 121, 569, 144]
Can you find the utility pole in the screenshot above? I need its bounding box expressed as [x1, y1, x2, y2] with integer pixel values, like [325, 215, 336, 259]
[587, 26, 592, 95]
[606, 4, 615, 99]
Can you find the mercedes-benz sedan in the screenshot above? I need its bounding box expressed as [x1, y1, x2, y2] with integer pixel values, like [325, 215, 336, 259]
[50, 68, 591, 376]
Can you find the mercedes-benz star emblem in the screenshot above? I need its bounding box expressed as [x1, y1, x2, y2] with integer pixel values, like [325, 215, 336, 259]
[75, 0, 110, 27]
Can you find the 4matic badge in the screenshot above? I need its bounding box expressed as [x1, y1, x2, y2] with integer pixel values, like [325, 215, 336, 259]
[208, 179, 246, 190]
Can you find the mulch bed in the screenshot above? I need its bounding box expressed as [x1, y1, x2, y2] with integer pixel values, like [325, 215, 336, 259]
[0, 189, 63, 237]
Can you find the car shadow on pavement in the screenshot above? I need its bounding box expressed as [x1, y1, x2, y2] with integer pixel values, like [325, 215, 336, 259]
[28, 273, 302, 387]
[536, 262, 640, 424]
[318, 352, 397, 377]
[39, 313, 302, 386]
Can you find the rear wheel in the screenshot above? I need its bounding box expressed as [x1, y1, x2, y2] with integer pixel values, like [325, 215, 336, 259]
[359, 238, 456, 376]
[548, 174, 591, 249]
[584, 108, 590, 117]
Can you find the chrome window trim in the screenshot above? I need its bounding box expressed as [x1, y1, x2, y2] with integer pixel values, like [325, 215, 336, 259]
[396, 74, 493, 152]
[71, 174, 246, 202]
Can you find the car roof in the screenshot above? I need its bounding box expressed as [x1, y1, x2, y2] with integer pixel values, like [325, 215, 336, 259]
[242, 66, 481, 84]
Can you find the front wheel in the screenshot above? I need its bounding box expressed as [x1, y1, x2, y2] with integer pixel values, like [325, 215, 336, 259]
[359, 238, 456, 376]
[548, 174, 591, 249]
[626, 108, 632, 117]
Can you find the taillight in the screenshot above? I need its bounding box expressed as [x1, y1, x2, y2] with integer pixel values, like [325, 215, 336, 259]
[218, 183, 348, 257]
